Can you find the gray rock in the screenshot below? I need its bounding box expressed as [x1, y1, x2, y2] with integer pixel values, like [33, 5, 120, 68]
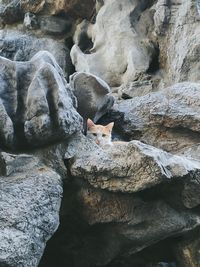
[0, 0, 23, 25]
[69, 72, 115, 124]
[112, 82, 200, 154]
[23, 12, 39, 30]
[0, 51, 82, 149]
[0, 29, 73, 77]
[67, 134, 200, 193]
[153, 0, 171, 35]
[118, 79, 153, 99]
[0, 152, 62, 267]
[70, 0, 155, 86]
[39, 16, 72, 35]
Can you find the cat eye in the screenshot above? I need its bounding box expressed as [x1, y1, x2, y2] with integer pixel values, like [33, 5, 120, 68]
[102, 134, 106, 137]
[92, 133, 97, 136]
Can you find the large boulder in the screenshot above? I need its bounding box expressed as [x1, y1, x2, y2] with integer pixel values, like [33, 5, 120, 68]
[0, 152, 62, 267]
[0, 51, 82, 149]
[67, 134, 200, 193]
[70, 0, 155, 86]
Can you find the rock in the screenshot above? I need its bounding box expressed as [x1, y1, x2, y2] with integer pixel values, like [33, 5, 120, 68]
[0, 51, 82, 149]
[118, 79, 153, 99]
[76, 185, 200, 263]
[21, 0, 96, 19]
[67, 134, 200, 193]
[0, 151, 62, 267]
[158, 0, 200, 84]
[111, 82, 200, 154]
[70, 0, 155, 86]
[0, 0, 23, 25]
[39, 16, 72, 35]
[174, 234, 200, 267]
[69, 72, 115, 124]
[24, 12, 39, 30]
[0, 29, 73, 76]
[153, 0, 171, 35]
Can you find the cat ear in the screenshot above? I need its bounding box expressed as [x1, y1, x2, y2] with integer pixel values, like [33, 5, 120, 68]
[87, 118, 95, 128]
[106, 122, 114, 132]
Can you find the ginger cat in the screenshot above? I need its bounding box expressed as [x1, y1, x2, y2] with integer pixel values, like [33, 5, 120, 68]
[87, 119, 114, 147]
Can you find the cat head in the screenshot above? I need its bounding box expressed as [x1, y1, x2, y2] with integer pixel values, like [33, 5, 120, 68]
[87, 118, 114, 147]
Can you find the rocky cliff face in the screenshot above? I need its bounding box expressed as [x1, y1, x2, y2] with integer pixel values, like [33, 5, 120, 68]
[0, 1, 200, 267]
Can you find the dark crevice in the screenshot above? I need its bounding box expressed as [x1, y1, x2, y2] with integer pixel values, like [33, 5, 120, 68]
[147, 45, 160, 74]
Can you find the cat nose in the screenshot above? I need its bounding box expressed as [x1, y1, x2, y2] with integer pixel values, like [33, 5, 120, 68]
[95, 139, 100, 145]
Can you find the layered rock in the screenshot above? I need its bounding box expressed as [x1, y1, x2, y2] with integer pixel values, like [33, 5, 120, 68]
[61, 133, 200, 265]
[0, 51, 82, 149]
[0, 152, 62, 267]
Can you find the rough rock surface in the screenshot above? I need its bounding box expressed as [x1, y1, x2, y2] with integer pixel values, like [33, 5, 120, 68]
[0, 152, 62, 267]
[0, 30, 73, 77]
[0, 51, 82, 149]
[70, 0, 155, 86]
[67, 134, 200, 193]
[0, 0, 199, 267]
[111, 82, 200, 155]
[69, 72, 114, 123]
[21, 0, 96, 19]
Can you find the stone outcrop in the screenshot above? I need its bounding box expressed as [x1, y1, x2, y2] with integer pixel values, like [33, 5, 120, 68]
[0, 152, 62, 267]
[0, 0, 199, 267]
[0, 51, 82, 149]
[70, 0, 155, 86]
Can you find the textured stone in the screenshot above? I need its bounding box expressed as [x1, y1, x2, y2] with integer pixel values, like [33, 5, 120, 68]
[111, 82, 200, 154]
[70, 0, 155, 86]
[0, 152, 62, 267]
[158, 0, 200, 84]
[69, 72, 114, 124]
[174, 235, 200, 267]
[0, 51, 82, 149]
[39, 16, 72, 35]
[21, 0, 96, 19]
[67, 134, 200, 193]
[0, 0, 23, 25]
[0, 29, 73, 76]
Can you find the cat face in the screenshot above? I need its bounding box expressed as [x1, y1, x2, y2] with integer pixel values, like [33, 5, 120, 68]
[87, 119, 114, 147]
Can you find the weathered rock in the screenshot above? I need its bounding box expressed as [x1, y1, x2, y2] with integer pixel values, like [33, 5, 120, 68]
[153, 0, 171, 35]
[67, 134, 200, 193]
[0, 30, 73, 76]
[118, 79, 154, 99]
[0, 0, 23, 25]
[158, 0, 200, 84]
[70, 0, 155, 86]
[69, 72, 115, 124]
[0, 51, 82, 149]
[24, 12, 39, 30]
[111, 82, 200, 154]
[21, 0, 96, 19]
[39, 16, 72, 35]
[0, 152, 62, 267]
[174, 234, 200, 267]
